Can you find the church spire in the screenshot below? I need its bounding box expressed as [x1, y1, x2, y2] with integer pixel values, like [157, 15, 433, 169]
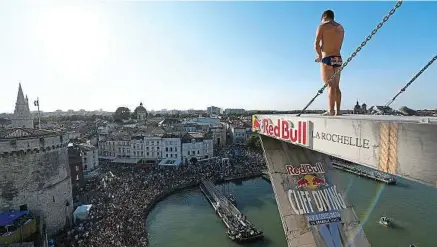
[16, 83, 26, 105]
[12, 83, 34, 128]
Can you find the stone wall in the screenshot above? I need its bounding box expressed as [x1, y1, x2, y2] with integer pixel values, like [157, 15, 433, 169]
[0, 133, 68, 154]
[0, 136, 73, 235]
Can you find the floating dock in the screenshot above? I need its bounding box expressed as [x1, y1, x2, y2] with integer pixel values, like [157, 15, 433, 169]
[200, 179, 264, 242]
[331, 158, 396, 185]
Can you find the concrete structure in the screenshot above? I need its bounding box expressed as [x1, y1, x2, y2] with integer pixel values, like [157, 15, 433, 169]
[181, 132, 213, 161]
[253, 113, 437, 246]
[0, 128, 73, 235]
[11, 84, 33, 128]
[76, 143, 99, 171]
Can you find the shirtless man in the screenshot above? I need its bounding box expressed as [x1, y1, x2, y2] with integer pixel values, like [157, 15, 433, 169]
[314, 10, 345, 116]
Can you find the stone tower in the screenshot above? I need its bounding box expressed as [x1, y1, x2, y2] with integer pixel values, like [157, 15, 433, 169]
[11, 83, 34, 128]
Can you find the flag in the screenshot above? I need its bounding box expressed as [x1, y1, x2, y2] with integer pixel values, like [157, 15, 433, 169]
[34, 99, 39, 107]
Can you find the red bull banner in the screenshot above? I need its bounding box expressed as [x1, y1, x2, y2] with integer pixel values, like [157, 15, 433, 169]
[252, 115, 310, 147]
[286, 162, 347, 227]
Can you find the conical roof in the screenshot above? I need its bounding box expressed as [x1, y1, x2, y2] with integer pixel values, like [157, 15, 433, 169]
[16, 83, 26, 105]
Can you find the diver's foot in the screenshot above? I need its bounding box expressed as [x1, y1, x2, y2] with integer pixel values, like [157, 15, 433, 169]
[335, 111, 343, 116]
[321, 111, 334, 116]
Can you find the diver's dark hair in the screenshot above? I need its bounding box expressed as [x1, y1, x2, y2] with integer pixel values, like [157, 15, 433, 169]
[321, 10, 335, 20]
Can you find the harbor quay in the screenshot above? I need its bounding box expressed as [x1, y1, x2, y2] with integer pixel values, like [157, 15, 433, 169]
[330, 157, 397, 185]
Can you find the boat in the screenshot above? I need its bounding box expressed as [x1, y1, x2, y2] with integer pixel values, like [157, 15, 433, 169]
[379, 216, 392, 227]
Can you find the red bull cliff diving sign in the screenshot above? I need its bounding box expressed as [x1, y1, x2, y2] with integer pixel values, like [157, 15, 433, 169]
[286, 163, 347, 226]
[252, 115, 311, 147]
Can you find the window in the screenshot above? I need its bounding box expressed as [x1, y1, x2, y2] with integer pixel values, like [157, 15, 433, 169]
[166, 154, 168, 158]
[166, 147, 168, 152]
[197, 150, 200, 154]
[175, 154, 178, 158]
[170, 154, 173, 158]
[170, 147, 173, 152]
[76, 175, 79, 181]
[192, 151, 195, 155]
[147, 152, 149, 156]
[75, 166, 79, 172]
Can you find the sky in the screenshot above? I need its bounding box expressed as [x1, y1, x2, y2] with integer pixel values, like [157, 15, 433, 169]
[0, 1, 436, 113]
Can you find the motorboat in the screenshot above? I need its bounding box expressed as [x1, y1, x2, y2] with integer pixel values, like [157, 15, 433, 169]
[379, 216, 391, 227]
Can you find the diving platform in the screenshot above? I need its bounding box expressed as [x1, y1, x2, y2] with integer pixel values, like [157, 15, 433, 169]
[253, 114, 437, 247]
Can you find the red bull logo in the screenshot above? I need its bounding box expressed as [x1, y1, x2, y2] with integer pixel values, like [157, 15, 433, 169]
[286, 163, 325, 176]
[252, 115, 261, 132]
[261, 118, 310, 146]
[295, 174, 327, 189]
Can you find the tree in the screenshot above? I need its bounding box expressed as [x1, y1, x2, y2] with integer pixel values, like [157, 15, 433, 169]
[247, 134, 261, 151]
[113, 107, 131, 122]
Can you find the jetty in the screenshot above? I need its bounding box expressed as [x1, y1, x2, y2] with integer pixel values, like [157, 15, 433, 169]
[331, 158, 397, 185]
[200, 179, 264, 242]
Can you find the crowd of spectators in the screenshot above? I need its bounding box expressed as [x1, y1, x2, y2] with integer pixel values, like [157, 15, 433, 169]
[54, 145, 266, 247]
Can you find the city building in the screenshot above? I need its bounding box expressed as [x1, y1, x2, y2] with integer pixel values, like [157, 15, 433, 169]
[100, 134, 166, 165]
[0, 84, 73, 235]
[181, 132, 213, 162]
[230, 125, 248, 145]
[77, 143, 99, 171]
[158, 118, 181, 127]
[210, 125, 227, 147]
[361, 103, 367, 114]
[68, 144, 85, 195]
[161, 134, 182, 160]
[207, 106, 222, 115]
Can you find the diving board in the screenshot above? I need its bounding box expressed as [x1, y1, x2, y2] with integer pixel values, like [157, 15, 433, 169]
[254, 114, 437, 187]
[254, 114, 437, 247]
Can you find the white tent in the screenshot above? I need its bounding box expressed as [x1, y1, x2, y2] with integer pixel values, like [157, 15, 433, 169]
[73, 204, 92, 223]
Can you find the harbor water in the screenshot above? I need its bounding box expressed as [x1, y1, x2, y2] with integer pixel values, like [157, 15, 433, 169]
[146, 172, 437, 247]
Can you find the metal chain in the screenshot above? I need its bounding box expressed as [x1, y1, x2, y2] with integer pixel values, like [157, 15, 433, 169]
[297, 0, 403, 116]
[385, 55, 437, 107]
